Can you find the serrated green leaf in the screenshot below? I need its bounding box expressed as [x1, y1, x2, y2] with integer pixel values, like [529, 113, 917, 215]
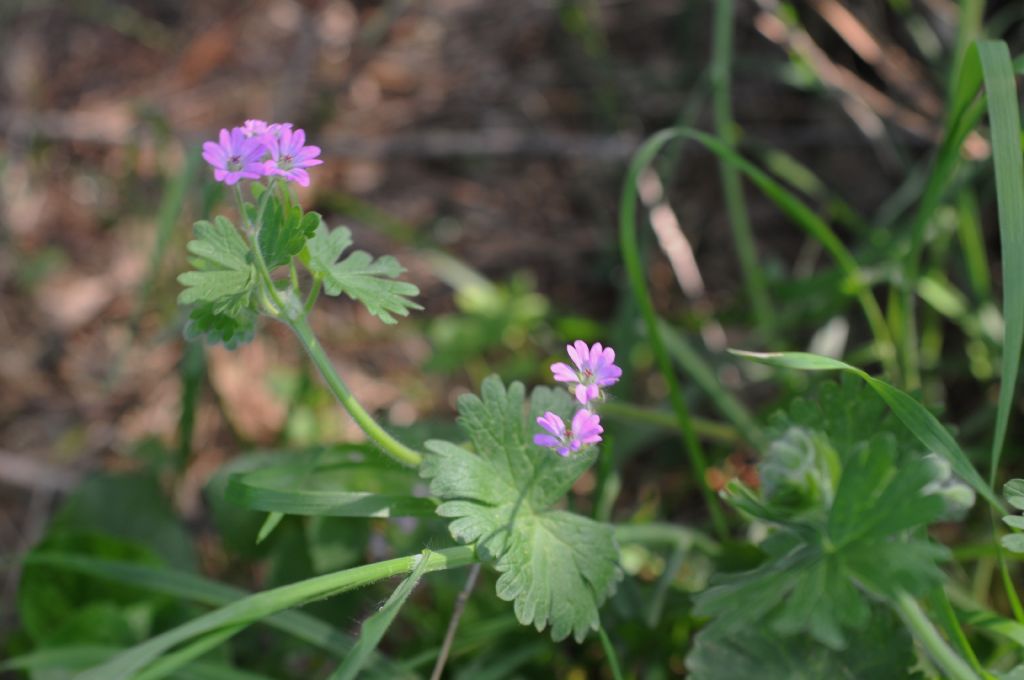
[701, 433, 947, 649]
[178, 217, 259, 347]
[420, 376, 621, 642]
[259, 197, 320, 269]
[769, 376, 923, 466]
[305, 223, 422, 324]
[686, 606, 916, 680]
[1002, 534, 1024, 554]
[731, 350, 1002, 511]
[827, 436, 945, 548]
[184, 303, 256, 349]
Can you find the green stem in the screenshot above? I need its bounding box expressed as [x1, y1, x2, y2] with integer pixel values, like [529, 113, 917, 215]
[711, 0, 774, 341]
[613, 521, 720, 556]
[233, 183, 289, 316]
[620, 149, 729, 537]
[597, 625, 625, 680]
[304, 276, 322, 314]
[894, 590, 980, 680]
[598, 401, 740, 445]
[288, 313, 424, 467]
[931, 587, 986, 676]
[136, 625, 246, 680]
[79, 546, 477, 680]
[289, 258, 301, 293]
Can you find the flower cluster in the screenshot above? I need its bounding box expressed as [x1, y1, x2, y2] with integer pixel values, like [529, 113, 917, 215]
[202, 119, 322, 187]
[534, 340, 621, 457]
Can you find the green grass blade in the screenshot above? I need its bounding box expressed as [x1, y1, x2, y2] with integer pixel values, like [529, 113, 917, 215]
[657, 318, 763, 447]
[0, 646, 275, 680]
[25, 553, 355, 657]
[227, 469, 438, 518]
[730, 349, 1003, 511]
[135, 625, 247, 680]
[972, 40, 1024, 481]
[328, 549, 432, 680]
[62, 546, 476, 680]
[711, 0, 774, 340]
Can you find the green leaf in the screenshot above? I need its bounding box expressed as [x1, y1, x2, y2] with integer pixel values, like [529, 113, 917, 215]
[178, 217, 256, 311]
[731, 350, 1002, 511]
[686, 605, 917, 679]
[70, 547, 475, 680]
[420, 376, 621, 642]
[328, 549, 432, 680]
[184, 303, 256, 349]
[227, 459, 438, 518]
[699, 433, 947, 649]
[1002, 534, 1024, 554]
[259, 198, 320, 269]
[0, 646, 278, 680]
[768, 375, 923, 466]
[970, 41, 1024, 481]
[304, 223, 422, 324]
[178, 217, 259, 347]
[1005, 480, 1024, 510]
[224, 448, 433, 518]
[25, 552, 359, 658]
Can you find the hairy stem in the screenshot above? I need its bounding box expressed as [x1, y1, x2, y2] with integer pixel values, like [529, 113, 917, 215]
[287, 313, 424, 467]
[894, 590, 980, 680]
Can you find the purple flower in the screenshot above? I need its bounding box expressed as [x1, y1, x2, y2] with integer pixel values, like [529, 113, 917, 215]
[242, 119, 293, 139]
[240, 119, 270, 138]
[551, 340, 622, 405]
[263, 127, 322, 187]
[533, 409, 603, 457]
[202, 128, 266, 185]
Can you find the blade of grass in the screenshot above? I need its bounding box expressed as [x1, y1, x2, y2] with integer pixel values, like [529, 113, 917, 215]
[712, 0, 774, 341]
[24, 553, 359, 658]
[657, 318, 764, 447]
[135, 624, 247, 680]
[971, 40, 1024, 626]
[226, 471, 438, 518]
[971, 40, 1024, 482]
[623, 128, 899, 378]
[729, 349, 1003, 511]
[67, 546, 476, 680]
[621, 130, 728, 539]
[0, 646, 276, 680]
[329, 551, 432, 680]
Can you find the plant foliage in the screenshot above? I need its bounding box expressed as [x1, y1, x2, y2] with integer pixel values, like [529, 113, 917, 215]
[421, 376, 622, 642]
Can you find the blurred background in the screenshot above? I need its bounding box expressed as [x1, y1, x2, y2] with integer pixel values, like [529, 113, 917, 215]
[1, 0, 1023, 676]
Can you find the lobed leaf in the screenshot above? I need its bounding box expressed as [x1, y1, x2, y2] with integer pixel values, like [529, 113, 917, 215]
[421, 376, 621, 642]
[177, 217, 259, 347]
[686, 605, 916, 680]
[730, 350, 1002, 511]
[699, 432, 948, 649]
[259, 197, 320, 270]
[304, 223, 422, 324]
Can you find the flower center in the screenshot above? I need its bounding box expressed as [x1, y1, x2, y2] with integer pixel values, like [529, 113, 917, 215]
[280, 153, 294, 169]
[228, 155, 242, 170]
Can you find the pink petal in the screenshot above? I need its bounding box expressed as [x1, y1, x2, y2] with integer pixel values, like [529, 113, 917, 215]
[551, 362, 578, 383]
[534, 434, 560, 448]
[573, 340, 590, 366]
